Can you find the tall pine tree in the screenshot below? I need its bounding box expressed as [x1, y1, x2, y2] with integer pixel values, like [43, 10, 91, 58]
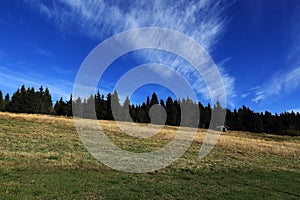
[0, 90, 3, 111]
[166, 96, 177, 126]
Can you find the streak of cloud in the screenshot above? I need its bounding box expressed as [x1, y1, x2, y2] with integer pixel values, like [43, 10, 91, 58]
[252, 66, 300, 103]
[24, 0, 235, 104]
[28, 0, 228, 51]
[0, 65, 72, 100]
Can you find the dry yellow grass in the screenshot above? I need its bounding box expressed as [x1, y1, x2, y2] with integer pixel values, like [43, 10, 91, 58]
[0, 111, 74, 127]
[1, 111, 299, 172]
[1, 112, 300, 199]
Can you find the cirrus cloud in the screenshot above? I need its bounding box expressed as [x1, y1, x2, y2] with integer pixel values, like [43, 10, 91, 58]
[252, 66, 300, 103]
[23, 0, 235, 105]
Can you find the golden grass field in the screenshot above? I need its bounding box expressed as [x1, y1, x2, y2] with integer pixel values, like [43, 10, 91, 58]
[1, 111, 299, 169]
[1, 111, 300, 199]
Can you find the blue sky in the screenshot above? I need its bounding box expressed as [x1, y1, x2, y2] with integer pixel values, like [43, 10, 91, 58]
[0, 0, 299, 113]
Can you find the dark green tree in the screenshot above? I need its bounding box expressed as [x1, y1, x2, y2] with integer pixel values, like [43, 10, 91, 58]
[65, 95, 73, 116]
[0, 90, 3, 111]
[145, 96, 151, 123]
[105, 93, 113, 120]
[263, 111, 274, 134]
[20, 85, 29, 113]
[111, 90, 122, 121]
[95, 91, 101, 119]
[83, 95, 96, 119]
[160, 99, 165, 108]
[174, 100, 181, 126]
[166, 96, 177, 126]
[122, 96, 131, 121]
[198, 102, 205, 128]
[73, 97, 83, 118]
[211, 101, 225, 128]
[3, 93, 10, 111]
[99, 94, 106, 120]
[203, 103, 211, 129]
[146, 96, 150, 107]
[9, 88, 23, 113]
[26, 87, 36, 113]
[41, 87, 52, 114]
[36, 86, 44, 113]
[150, 92, 159, 106]
[54, 97, 66, 116]
[180, 98, 198, 127]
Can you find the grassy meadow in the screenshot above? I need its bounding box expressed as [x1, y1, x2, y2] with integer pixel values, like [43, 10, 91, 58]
[0, 112, 299, 199]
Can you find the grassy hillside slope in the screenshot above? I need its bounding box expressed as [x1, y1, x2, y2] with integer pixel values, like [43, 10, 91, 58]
[0, 112, 299, 199]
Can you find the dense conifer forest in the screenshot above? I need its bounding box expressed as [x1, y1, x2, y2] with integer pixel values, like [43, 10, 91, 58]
[0, 85, 299, 136]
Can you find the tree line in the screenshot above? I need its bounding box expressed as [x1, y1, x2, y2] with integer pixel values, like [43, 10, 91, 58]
[0, 85, 299, 136]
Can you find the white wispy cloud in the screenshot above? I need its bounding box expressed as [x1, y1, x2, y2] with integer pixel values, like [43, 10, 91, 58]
[31, 46, 54, 57]
[28, 0, 228, 50]
[241, 93, 249, 98]
[51, 65, 73, 75]
[251, 6, 300, 108]
[24, 0, 235, 104]
[21, 42, 54, 57]
[0, 65, 72, 100]
[251, 66, 300, 103]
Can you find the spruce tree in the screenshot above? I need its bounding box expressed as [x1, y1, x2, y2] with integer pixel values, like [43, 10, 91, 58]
[105, 93, 113, 120]
[0, 90, 3, 111]
[111, 90, 122, 121]
[212, 101, 224, 128]
[130, 104, 138, 122]
[99, 94, 106, 120]
[41, 87, 52, 114]
[123, 96, 131, 121]
[9, 88, 22, 113]
[160, 99, 165, 108]
[54, 97, 66, 116]
[254, 114, 264, 133]
[73, 97, 83, 118]
[20, 85, 29, 113]
[174, 100, 181, 126]
[180, 98, 198, 127]
[203, 103, 211, 129]
[27, 87, 36, 113]
[150, 92, 159, 106]
[225, 109, 233, 129]
[3, 93, 10, 111]
[65, 95, 73, 116]
[263, 111, 274, 134]
[145, 96, 151, 123]
[146, 96, 150, 107]
[198, 102, 205, 128]
[37, 86, 44, 113]
[95, 91, 101, 119]
[166, 96, 177, 126]
[82, 95, 96, 119]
